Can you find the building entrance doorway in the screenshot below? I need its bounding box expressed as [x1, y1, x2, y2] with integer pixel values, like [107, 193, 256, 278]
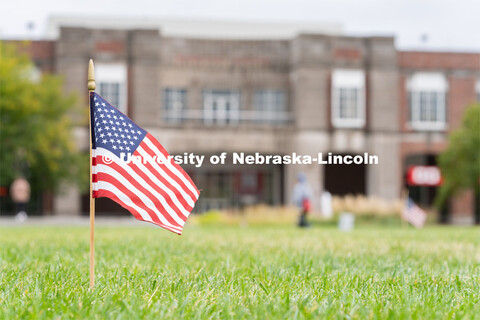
[324, 153, 366, 196]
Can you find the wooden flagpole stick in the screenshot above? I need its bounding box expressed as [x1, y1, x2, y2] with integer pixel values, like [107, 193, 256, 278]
[88, 59, 96, 289]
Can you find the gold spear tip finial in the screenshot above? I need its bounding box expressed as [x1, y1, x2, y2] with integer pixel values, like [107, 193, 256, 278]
[88, 59, 96, 91]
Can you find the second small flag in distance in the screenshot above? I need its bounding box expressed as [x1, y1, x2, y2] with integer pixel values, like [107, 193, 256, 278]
[90, 92, 200, 234]
[402, 197, 427, 228]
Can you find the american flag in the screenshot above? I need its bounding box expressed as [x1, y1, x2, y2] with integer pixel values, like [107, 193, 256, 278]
[90, 92, 199, 234]
[402, 197, 427, 228]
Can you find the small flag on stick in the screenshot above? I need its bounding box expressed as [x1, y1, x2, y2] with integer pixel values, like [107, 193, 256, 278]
[402, 197, 427, 228]
[90, 92, 200, 234]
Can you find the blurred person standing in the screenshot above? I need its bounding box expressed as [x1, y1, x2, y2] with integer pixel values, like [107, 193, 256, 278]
[293, 173, 313, 227]
[10, 177, 30, 221]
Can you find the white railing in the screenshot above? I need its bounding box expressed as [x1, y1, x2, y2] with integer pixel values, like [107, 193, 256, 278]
[163, 110, 293, 125]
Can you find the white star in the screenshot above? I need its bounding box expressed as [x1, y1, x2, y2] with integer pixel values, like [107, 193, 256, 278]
[100, 114, 105, 118]
[109, 139, 114, 143]
[113, 115, 118, 119]
[116, 121, 120, 126]
[129, 141, 134, 145]
[121, 134, 125, 138]
[123, 140, 127, 145]
[100, 133, 105, 138]
[137, 130, 141, 134]
[105, 126, 110, 130]
[112, 145, 117, 150]
[107, 132, 112, 137]
[107, 114, 111, 118]
[133, 136, 138, 140]
[130, 129, 135, 134]
[114, 133, 119, 137]
[117, 139, 121, 144]
[102, 102, 106, 106]
[122, 122, 127, 126]
[118, 128, 123, 132]
[119, 146, 124, 150]
[110, 109, 115, 113]
[95, 102, 99, 106]
[98, 128, 102, 132]
[111, 127, 116, 131]
[102, 139, 107, 144]
[127, 135, 131, 139]
[128, 124, 133, 128]
[126, 147, 130, 151]
[102, 120, 107, 124]
[109, 120, 114, 124]
[94, 96, 97, 100]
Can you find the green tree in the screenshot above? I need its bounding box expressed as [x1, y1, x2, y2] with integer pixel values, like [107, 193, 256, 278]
[0, 42, 87, 199]
[435, 103, 480, 223]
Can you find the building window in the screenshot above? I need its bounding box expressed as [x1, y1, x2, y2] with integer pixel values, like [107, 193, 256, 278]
[163, 88, 187, 123]
[96, 63, 127, 114]
[407, 72, 448, 130]
[331, 69, 365, 128]
[203, 90, 240, 125]
[253, 90, 287, 124]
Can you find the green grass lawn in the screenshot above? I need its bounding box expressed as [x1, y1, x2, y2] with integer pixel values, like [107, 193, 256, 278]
[0, 224, 479, 319]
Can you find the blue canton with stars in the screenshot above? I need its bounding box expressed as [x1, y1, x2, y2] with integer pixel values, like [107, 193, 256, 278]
[90, 92, 147, 158]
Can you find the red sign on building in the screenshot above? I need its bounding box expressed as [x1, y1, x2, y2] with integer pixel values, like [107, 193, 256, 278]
[407, 166, 443, 186]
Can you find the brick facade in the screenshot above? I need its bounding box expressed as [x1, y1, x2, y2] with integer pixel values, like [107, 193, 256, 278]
[6, 26, 479, 223]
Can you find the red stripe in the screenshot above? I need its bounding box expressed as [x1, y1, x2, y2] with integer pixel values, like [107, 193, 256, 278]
[140, 140, 198, 202]
[96, 154, 188, 222]
[130, 149, 192, 214]
[92, 174, 98, 183]
[99, 158, 187, 225]
[92, 156, 96, 166]
[97, 189, 143, 221]
[96, 189, 181, 234]
[146, 133, 200, 195]
[98, 173, 164, 226]
[97, 169, 182, 229]
[127, 161, 189, 220]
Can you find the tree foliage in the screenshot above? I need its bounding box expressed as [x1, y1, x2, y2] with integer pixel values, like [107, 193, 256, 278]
[435, 103, 480, 207]
[0, 43, 87, 193]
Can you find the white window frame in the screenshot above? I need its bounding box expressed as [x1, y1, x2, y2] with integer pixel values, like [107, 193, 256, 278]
[163, 88, 187, 124]
[407, 72, 448, 131]
[203, 90, 240, 125]
[253, 89, 287, 124]
[331, 69, 366, 128]
[96, 63, 127, 114]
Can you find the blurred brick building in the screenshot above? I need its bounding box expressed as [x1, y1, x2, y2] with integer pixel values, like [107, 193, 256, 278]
[6, 18, 480, 223]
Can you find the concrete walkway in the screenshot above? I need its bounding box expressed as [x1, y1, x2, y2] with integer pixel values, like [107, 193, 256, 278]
[0, 216, 148, 227]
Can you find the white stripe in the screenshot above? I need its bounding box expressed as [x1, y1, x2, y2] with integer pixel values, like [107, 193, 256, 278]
[137, 146, 195, 207]
[97, 181, 152, 223]
[97, 164, 184, 228]
[128, 153, 193, 217]
[95, 148, 186, 226]
[143, 136, 199, 198]
[97, 180, 182, 233]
